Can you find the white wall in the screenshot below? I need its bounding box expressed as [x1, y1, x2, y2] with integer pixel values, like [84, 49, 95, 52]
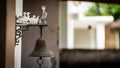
[74, 28, 96, 49]
[96, 24, 105, 49]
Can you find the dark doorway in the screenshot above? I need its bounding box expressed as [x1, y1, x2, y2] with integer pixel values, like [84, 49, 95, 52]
[0, 0, 6, 68]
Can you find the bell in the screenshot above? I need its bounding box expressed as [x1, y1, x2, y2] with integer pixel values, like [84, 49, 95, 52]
[29, 38, 53, 57]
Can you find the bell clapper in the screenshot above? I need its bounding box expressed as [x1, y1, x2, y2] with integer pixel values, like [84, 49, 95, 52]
[37, 57, 44, 68]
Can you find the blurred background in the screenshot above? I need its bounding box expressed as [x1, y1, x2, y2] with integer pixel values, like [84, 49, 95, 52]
[59, 1, 120, 50]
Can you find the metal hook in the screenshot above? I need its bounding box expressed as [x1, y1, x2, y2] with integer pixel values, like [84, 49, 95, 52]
[39, 26, 44, 38]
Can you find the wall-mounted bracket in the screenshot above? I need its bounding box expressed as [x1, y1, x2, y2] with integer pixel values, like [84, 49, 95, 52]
[15, 23, 48, 45]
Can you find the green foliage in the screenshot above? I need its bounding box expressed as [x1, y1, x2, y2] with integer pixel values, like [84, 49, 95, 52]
[85, 3, 101, 16]
[85, 3, 120, 20]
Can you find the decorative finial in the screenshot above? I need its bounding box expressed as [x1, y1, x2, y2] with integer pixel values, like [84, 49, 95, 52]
[17, 5, 48, 24]
[40, 5, 48, 24]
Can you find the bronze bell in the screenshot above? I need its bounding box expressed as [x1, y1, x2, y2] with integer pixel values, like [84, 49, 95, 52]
[29, 38, 53, 57]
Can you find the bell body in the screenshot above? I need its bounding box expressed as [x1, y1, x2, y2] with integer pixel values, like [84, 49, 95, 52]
[29, 38, 53, 57]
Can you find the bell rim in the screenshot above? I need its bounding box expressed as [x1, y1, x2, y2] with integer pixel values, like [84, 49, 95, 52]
[29, 52, 54, 57]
